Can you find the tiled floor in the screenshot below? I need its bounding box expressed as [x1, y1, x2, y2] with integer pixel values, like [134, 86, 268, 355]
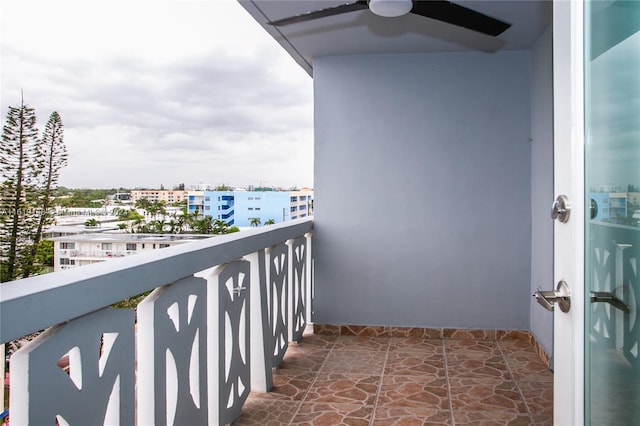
[235, 332, 553, 425]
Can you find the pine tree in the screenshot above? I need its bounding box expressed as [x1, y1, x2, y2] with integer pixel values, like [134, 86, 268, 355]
[22, 111, 67, 278]
[0, 95, 42, 282]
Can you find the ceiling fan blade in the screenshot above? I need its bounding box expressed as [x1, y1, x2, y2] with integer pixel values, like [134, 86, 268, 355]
[410, 1, 511, 36]
[268, 1, 368, 26]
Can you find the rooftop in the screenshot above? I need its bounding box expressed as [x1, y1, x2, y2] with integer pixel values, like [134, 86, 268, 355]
[50, 233, 216, 243]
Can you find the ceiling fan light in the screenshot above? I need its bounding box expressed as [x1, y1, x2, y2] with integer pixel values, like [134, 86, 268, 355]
[368, 0, 413, 17]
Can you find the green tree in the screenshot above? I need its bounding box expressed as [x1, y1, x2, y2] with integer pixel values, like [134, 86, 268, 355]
[25, 112, 67, 277]
[249, 217, 261, 227]
[135, 198, 151, 211]
[84, 218, 100, 227]
[264, 219, 276, 225]
[35, 240, 54, 267]
[192, 216, 213, 234]
[0, 96, 41, 282]
[212, 219, 229, 234]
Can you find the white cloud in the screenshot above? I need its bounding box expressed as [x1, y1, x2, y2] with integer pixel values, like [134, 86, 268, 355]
[1, 0, 314, 189]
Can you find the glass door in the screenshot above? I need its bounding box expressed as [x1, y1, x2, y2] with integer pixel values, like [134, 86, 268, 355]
[584, 1, 640, 424]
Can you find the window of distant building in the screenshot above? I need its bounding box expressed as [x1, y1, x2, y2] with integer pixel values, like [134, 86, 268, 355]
[60, 242, 75, 249]
[60, 258, 75, 265]
[300, 205, 306, 210]
[255, 207, 261, 211]
[205, 197, 210, 201]
[102, 243, 112, 250]
[205, 206, 210, 211]
[248, 208, 254, 211]
[291, 196, 298, 202]
[126, 243, 137, 251]
[291, 206, 297, 212]
[159, 244, 170, 248]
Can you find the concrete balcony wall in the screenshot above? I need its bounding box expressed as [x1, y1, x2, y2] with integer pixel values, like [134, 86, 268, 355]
[313, 51, 532, 330]
[1, 219, 312, 425]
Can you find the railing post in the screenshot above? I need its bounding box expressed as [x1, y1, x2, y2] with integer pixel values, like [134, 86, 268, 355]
[10, 308, 135, 425]
[247, 250, 273, 392]
[137, 275, 208, 426]
[305, 231, 314, 324]
[199, 260, 251, 426]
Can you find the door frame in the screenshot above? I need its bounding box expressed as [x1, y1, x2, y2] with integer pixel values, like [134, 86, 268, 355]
[552, 0, 585, 424]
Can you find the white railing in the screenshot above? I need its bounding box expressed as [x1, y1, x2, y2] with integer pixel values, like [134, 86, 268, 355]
[1, 218, 313, 425]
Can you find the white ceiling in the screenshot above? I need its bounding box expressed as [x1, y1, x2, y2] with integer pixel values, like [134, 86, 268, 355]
[239, 0, 552, 76]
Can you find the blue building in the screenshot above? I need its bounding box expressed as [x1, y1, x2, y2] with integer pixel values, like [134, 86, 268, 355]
[200, 190, 313, 227]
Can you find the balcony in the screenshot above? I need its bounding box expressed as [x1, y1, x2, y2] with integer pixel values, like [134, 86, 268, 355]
[2, 219, 313, 425]
[0, 217, 557, 425]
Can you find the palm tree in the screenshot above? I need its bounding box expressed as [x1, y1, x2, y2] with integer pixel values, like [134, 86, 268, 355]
[249, 217, 261, 227]
[84, 218, 100, 227]
[264, 219, 276, 226]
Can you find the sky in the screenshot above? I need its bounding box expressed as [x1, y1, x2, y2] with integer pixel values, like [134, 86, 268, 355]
[1, 0, 314, 190]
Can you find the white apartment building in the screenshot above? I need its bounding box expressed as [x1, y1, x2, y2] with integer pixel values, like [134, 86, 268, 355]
[52, 234, 213, 271]
[289, 188, 314, 220]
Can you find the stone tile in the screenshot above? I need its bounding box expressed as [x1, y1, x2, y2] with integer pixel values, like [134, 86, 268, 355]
[372, 406, 452, 425]
[341, 325, 389, 337]
[444, 340, 502, 358]
[505, 356, 553, 382]
[447, 355, 512, 380]
[384, 352, 446, 377]
[389, 327, 442, 339]
[333, 335, 389, 352]
[377, 375, 449, 409]
[452, 410, 533, 425]
[304, 373, 380, 405]
[449, 377, 527, 414]
[320, 350, 386, 375]
[517, 381, 553, 425]
[249, 369, 317, 401]
[313, 324, 341, 335]
[296, 333, 338, 350]
[443, 329, 496, 340]
[291, 402, 373, 426]
[496, 330, 531, 341]
[497, 339, 539, 357]
[388, 337, 442, 354]
[234, 399, 300, 425]
[278, 348, 329, 373]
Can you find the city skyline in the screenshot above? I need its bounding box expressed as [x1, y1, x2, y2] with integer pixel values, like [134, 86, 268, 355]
[1, 0, 314, 189]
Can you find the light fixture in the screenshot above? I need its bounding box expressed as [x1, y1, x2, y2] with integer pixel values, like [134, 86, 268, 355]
[368, 0, 413, 18]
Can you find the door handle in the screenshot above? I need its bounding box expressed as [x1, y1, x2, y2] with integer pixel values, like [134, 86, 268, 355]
[533, 280, 571, 313]
[590, 291, 630, 313]
[551, 195, 571, 223]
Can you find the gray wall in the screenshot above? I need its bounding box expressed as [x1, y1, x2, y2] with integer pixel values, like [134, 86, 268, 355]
[530, 27, 554, 355]
[313, 51, 532, 329]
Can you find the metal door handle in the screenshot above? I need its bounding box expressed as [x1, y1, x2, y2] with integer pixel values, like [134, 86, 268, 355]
[590, 291, 630, 313]
[551, 195, 571, 223]
[533, 280, 571, 313]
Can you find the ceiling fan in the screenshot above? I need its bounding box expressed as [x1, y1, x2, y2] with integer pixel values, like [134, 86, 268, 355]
[268, 0, 511, 37]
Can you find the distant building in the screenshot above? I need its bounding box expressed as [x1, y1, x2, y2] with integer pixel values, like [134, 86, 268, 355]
[131, 190, 202, 205]
[590, 191, 629, 221]
[197, 189, 313, 227]
[188, 192, 205, 216]
[51, 233, 212, 271]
